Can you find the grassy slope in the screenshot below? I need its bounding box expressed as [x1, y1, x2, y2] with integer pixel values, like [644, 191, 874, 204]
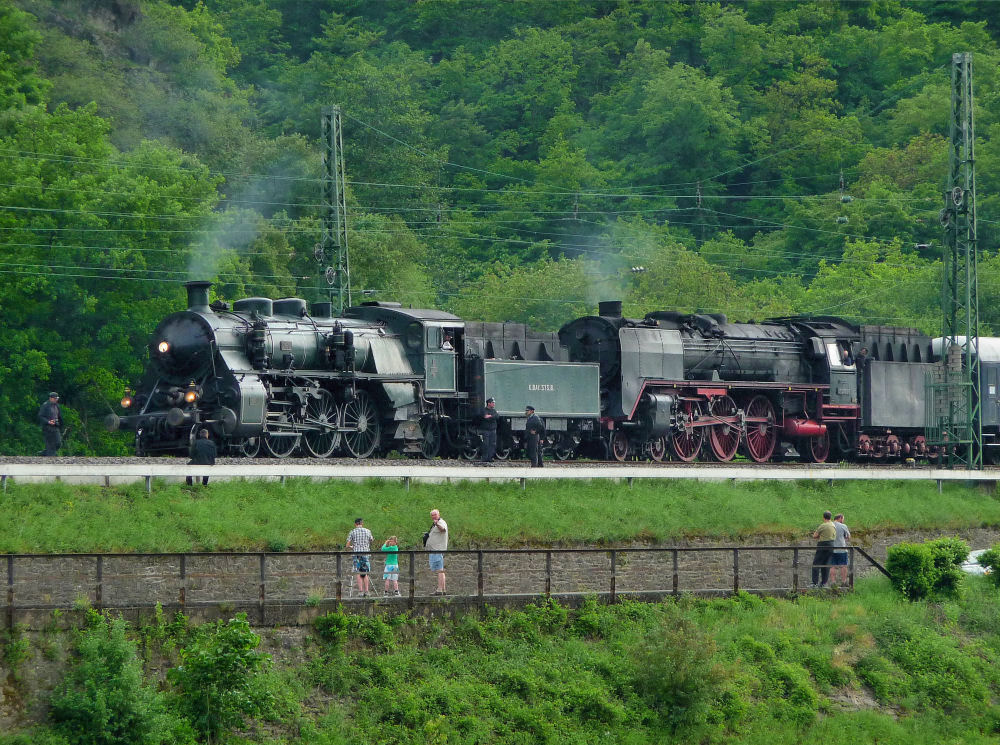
[6, 576, 994, 745]
[1, 477, 999, 552]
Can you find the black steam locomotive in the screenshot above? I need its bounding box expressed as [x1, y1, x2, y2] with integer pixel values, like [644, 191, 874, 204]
[109, 282, 1000, 463]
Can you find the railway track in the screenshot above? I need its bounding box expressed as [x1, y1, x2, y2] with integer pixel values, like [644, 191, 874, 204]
[0, 455, 939, 470]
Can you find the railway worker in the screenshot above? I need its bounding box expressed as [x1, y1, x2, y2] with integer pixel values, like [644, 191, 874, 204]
[479, 397, 498, 463]
[831, 513, 852, 586]
[524, 405, 545, 468]
[441, 334, 454, 351]
[346, 517, 374, 598]
[186, 428, 217, 486]
[811, 511, 837, 588]
[854, 347, 869, 403]
[37, 392, 63, 456]
[427, 509, 449, 595]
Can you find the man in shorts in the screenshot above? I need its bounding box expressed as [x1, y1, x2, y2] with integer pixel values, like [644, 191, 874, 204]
[831, 513, 852, 586]
[426, 509, 449, 595]
[811, 510, 836, 588]
[346, 517, 374, 597]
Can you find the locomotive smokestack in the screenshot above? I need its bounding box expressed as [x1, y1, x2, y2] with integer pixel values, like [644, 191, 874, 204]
[598, 300, 623, 318]
[184, 281, 213, 313]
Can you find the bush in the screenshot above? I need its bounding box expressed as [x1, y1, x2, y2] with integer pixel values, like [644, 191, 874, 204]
[168, 613, 271, 741]
[977, 544, 1000, 587]
[632, 613, 725, 734]
[49, 611, 192, 745]
[886, 537, 969, 600]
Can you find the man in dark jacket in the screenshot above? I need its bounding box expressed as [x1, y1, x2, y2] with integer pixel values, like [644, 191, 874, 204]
[479, 397, 498, 463]
[186, 428, 217, 486]
[524, 405, 545, 468]
[37, 392, 62, 456]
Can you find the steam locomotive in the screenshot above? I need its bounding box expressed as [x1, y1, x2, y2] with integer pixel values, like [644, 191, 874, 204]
[109, 282, 1000, 463]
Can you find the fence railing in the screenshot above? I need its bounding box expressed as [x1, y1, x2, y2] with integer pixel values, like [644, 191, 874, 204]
[0, 546, 888, 627]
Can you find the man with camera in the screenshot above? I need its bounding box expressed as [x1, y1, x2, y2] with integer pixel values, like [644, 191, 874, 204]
[426, 508, 449, 595]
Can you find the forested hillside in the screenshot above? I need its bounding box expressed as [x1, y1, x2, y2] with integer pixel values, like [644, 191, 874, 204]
[2, 0, 999, 454]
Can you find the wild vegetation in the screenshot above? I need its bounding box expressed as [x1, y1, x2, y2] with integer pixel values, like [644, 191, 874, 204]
[3, 579, 1000, 743]
[0, 476, 997, 552]
[2, 1, 1000, 453]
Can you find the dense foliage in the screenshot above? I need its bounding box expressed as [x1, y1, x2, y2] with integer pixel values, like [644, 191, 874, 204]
[4, 582, 1000, 743]
[3, 1, 1000, 453]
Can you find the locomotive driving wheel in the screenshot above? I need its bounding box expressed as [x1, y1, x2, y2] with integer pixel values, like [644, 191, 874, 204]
[741, 395, 776, 463]
[264, 431, 300, 458]
[670, 400, 704, 462]
[342, 390, 381, 459]
[303, 389, 341, 458]
[551, 432, 575, 461]
[707, 395, 741, 462]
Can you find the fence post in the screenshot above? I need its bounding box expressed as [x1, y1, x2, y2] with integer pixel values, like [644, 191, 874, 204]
[733, 548, 739, 594]
[179, 555, 187, 610]
[609, 550, 617, 604]
[477, 551, 484, 598]
[335, 553, 342, 602]
[408, 551, 416, 607]
[145, 475, 151, 494]
[1, 475, 6, 494]
[259, 554, 267, 625]
[792, 548, 799, 593]
[6, 555, 13, 630]
[672, 549, 679, 596]
[95, 556, 103, 610]
[545, 551, 552, 597]
[848, 547, 855, 588]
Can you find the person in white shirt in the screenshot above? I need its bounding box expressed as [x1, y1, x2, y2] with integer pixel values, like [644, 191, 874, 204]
[426, 509, 449, 595]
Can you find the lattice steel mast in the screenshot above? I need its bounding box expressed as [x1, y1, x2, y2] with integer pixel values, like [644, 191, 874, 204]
[321, 105, 351, 312]
[936, 52, 981, 469]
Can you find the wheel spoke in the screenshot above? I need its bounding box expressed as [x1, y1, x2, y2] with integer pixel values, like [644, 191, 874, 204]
[419, 417, 441, 459]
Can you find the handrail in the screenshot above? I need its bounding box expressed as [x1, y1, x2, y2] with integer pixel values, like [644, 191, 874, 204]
[0, 545, 890, 628]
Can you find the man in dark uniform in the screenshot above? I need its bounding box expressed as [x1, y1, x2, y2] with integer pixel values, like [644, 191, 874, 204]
[479, 397, 498, 463]
[854, 346, 869, 405]
[38, 392, 62, 456]
[524, 405, 545, 468]
[186, 428, 217, 486]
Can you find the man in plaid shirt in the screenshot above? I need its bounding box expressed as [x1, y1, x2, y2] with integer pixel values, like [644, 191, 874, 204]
[346, 517, 374, 597]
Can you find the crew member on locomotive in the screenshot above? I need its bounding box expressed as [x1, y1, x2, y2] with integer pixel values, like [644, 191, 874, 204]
[479, 397, 498, 463]
[525, 405, 545, 467]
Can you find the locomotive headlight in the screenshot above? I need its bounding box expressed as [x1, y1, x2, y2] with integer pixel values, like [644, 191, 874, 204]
[158, 341, 170, 354]
[185, 389, 198, 403]
[120, 395, 132, 409]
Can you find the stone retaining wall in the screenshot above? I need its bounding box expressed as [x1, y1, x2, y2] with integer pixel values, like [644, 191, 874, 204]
[3, 527, 996, 629]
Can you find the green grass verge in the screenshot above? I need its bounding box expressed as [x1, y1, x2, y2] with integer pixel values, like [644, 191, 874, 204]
[1, 477, 999, 552]
[4, 576, 1000, 744]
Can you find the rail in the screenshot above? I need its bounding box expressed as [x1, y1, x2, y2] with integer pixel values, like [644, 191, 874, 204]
[2, 462, 999, 493]
[0, 546, 885, 628]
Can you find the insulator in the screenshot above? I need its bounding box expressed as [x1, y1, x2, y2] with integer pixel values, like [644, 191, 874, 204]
[325, 267, 337, 285]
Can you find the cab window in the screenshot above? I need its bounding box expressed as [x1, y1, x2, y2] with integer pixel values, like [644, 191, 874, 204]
[826, 342, 854, 370]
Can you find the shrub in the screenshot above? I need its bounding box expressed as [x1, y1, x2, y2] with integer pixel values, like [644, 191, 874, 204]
[168, 613, 271, 741]
[49, 611, 191, 745]
[632, 614, 725, 734]
[977, 544, 1000, 587]
[886, 538, 969, 600]
[314, 610, 352, 648]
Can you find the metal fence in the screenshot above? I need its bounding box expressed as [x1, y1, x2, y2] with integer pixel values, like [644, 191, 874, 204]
[1, 546, 888, 627]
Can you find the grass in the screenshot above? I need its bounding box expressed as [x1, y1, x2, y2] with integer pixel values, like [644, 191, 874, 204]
[5, 575, 1000, 744]
[0, 477, 998, 552]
